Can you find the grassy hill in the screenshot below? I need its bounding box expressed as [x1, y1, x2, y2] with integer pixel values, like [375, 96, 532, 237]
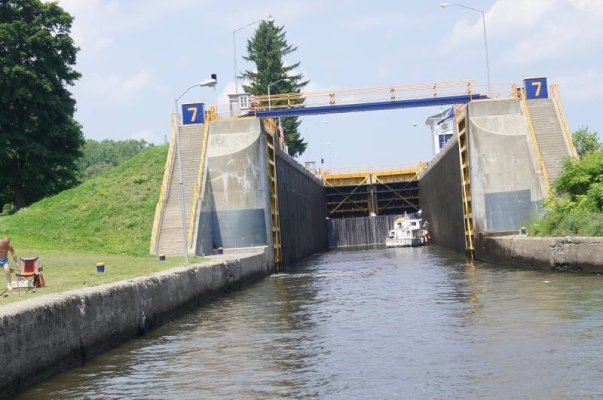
[0, 145, 168, 256]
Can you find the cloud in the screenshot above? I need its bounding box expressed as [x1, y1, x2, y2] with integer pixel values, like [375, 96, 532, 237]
[79, 71, 154, 106]
[556, 70, 603, 103]
[54, 0, 211, 50]
[339, 13, 429, 31]
[442, 0, 603, 68]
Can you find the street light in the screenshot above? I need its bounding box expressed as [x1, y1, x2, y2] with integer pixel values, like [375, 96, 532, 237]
[267, 77, 292, 110]
[440, 2, 492, 95]
[233, 15, 275, 94]
[173, 77, 218, 264]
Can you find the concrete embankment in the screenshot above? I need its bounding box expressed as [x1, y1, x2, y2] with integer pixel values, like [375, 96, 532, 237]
[0, 249, 272, 398]
[475, 236, 603, 273]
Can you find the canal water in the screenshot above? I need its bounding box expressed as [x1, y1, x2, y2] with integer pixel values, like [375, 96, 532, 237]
[19, 246, 603, 399]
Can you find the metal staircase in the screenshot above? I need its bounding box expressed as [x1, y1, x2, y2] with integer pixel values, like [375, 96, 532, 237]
[525, 97, 575, 186]
[454, 104, 474, 258]
[151, 119, 204, 256]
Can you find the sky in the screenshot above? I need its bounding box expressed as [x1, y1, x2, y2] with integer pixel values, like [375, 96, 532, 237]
[53, 0, 603, 169]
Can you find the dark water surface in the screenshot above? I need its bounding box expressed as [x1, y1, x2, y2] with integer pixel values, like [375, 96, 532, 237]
[19, 246, 603, 399]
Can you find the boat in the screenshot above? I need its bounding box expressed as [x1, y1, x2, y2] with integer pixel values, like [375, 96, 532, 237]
[385, 213, 429, 248]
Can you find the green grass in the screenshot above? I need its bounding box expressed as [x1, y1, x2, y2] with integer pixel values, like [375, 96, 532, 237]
[1, 145, 168, 256]
[0, 145, 206, 304]
[0, 252, 204, 305]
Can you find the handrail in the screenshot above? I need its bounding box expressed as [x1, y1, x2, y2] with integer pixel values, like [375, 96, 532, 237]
[150, 115, 178, 254]
[549, 83, 578, 158]
[520, 88, 551, 194]
[187, 106, 217, 247]
[249, 80, 516, 113]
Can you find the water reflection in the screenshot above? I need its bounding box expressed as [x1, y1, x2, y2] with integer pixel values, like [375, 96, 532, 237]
[19, 246, 603, 399]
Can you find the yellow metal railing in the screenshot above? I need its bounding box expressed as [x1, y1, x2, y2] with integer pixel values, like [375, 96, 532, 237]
[550, 83, 578, 158]
[150, 115, 178, 254]
[187, 107, 218, 247]
[249, 80, 516, 112]
[520, 88, 551, 194]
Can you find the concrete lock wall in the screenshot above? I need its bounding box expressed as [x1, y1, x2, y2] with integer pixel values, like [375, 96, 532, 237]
[0, 251, 272, 398]
[474, 235, 603, 273]
[468, 99, 546, 234]
[276, 147, 329, 265]
[418, 136, 466, 253]
[195, 119, 273, 255]
[327, 215, 401, 248]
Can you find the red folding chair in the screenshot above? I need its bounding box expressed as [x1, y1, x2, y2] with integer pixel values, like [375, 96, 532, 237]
[15, 257, 44, 294]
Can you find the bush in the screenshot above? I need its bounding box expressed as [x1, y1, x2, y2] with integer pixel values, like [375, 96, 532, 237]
[526, 151, 603, 236]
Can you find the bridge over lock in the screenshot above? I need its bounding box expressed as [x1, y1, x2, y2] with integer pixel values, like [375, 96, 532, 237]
[149, 77, 577, 271]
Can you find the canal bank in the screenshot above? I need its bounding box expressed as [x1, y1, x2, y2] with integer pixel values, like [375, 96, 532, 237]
[475, 235, 603, 273]
[0, 248, 272, 398]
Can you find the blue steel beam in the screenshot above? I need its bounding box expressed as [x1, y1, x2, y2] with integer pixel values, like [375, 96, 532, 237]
[247, 94, 488, 118]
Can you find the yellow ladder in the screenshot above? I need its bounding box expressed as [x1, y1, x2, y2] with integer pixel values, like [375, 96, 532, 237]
[455, 105, 475, 258]
[264, 119, 283, 271]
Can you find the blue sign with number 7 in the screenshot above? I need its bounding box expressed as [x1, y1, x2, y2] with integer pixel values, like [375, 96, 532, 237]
[181, 103, 205, 125]
[523, 77, 548, 99]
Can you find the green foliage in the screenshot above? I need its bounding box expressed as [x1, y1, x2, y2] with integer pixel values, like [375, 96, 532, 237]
[572, 127, 601, 157]
[77, 139, 154, 179]
[242, 20, 309, 157]
[526, 152, 603, 236]
[0, 146, 168, 256]
[0, 0, 83, 209]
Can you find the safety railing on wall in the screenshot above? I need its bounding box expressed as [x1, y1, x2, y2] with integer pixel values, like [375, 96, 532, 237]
[150, 115, 178, 255]
[520, 88, 551, 194]
[187, 107, 218, 247]
[549, 83, 578, 158]
[321, 162, 426, 177]
[248, 81, 515, 112]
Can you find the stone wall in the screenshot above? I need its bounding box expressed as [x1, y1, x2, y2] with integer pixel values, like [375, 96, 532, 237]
[475, 235, 603, 273]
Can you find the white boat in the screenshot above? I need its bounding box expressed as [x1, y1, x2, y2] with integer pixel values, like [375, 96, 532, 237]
[385, 214, 429, 248]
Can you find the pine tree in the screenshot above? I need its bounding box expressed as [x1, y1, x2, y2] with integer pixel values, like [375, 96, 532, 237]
[242, 20, 308, 157]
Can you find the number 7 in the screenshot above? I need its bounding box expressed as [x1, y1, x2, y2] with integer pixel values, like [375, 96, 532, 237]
[188, 107, 198, 122]
[531, 81, 542, 97]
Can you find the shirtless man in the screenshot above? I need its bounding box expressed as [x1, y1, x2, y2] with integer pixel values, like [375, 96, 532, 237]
[0, 236, 17, 291]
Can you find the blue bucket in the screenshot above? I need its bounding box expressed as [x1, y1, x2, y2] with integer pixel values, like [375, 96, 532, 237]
[218, 247, 224, 255]
[159, 254, 166, 261]
[96, 262, 105, 273]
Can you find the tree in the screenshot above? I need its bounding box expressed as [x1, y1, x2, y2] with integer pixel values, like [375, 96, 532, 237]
[77, 139, 154, 179]
[242, 20, 309, 157]
[572, 127, 601, 157]
[0, 0, 83, 209]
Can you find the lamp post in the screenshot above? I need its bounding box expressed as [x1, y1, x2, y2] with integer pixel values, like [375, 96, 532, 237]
[440, 2, 492, 95]
[267, 77, 291, 110]
[233, 15, 275, 94]
[268, 77, 293, 143]
[174, 78, 217, 264]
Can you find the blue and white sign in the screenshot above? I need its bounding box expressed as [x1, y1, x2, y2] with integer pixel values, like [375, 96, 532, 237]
[181, 103, 205, 125]
[523, 77, 548, 99]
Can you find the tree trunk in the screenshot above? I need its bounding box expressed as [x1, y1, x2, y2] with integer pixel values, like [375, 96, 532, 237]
[14, 186, 26, 210]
